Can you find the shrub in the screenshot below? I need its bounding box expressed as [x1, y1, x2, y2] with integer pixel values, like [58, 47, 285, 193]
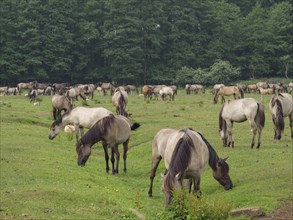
[158, 190, 231, 220]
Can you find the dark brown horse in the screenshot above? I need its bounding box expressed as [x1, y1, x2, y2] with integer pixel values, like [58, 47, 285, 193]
[76, 114, 140, 174]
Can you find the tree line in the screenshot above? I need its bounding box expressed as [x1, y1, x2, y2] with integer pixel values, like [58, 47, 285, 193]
[0, 0, 292, 86]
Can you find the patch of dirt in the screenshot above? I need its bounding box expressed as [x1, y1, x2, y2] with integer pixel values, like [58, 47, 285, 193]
[253, 203, 293, 220]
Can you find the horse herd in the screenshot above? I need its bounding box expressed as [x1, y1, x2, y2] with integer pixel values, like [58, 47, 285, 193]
[2, 80, 293, 206]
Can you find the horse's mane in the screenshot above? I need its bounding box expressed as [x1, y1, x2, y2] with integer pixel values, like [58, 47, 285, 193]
[164, 129, 193, 194]
[197, 132, 224, 172]
[80, 114, 115, 146]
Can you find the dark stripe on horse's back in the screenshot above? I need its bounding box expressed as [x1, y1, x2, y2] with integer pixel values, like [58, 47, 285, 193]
[197, 132, 220, 171]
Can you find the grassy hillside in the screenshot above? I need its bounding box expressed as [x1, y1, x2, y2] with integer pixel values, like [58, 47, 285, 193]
[0, 89, 292, 219]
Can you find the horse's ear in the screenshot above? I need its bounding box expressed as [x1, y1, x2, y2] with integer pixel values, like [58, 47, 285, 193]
[175, 172, 182, 180]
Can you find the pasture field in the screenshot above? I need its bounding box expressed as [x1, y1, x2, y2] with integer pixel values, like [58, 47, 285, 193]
[0, 90, 292, 220]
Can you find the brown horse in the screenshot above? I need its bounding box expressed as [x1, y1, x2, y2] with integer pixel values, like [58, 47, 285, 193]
[214, 85, 244, 104]
[142, 85, 153, 100]
[75, 114, 140, 174]
[269, 93, 293, 140]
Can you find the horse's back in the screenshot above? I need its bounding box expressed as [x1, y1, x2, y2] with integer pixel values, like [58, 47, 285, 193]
[163, 129, 209, 174]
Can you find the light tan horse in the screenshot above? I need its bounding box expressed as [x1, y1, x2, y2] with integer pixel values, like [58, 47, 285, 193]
[219, 98, 265, 148]
[258, 87, 275, 101]
[269, 93, 293, 140]
[214, 85, 244, 104]
[148, 128, 233, 206]
[75, 114, 140, 174]
[112, 89, 129, 117]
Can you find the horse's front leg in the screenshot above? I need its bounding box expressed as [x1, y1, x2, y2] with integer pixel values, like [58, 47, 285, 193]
[102, 142, 110, 173]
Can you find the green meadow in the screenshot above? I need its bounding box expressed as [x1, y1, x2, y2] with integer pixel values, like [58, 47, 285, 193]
[0, 89, 292, 219]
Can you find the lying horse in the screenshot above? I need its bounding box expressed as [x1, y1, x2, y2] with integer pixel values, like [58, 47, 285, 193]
[214, 85, 244, 104]
[112, 89, 129, 117]
[51, 94, 72, 120]
[75, 114, 140, 174]
[152, 128, 233, 206]
[49, 106, 112, 142]
[269, 93, 293, 140]
[219, 98, 265, 148]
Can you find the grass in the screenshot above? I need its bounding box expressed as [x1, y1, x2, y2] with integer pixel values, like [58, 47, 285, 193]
[0, 89, 292, 219]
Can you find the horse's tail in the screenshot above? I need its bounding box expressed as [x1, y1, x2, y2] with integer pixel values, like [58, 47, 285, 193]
[131, 122, 140, 131]
[256, 102, 266, 130]
[240, 88, 244, 98]
[164, 129, 193, 194]
[271, 98, 284, 133]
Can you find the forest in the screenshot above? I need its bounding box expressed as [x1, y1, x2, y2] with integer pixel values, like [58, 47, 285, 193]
[0, 0, 292, 85]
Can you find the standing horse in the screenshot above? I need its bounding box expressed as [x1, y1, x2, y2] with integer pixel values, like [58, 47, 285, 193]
[151, 128, 233, 206]
[159, 86, 175, 101]
[112, 89, 129, 117]
[219, 98, 265, 148]
[51, 94, 72, 120]
[214, 85, 244, 104]
[49, 107, 113, 142]
[269, 93, 293, 140]
[75, 114, 140, 174]
[65, 87, 86, 104]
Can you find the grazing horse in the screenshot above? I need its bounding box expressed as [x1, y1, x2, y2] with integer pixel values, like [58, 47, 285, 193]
[159, 86, 175, 101]
[152, 128, 233, 206]
[142, 85, 153, 100]
[219, 98, 265, 148]
[51, 94, 72, 120]
[65, 87, 86, 104]
[75, 114, 140, 174]
[214, 85, 244, 104]
[49, 107, 113, 142]
[258, 87, 275, 101]
[269, 93, 293, 140]
[112, 89, 129, 117]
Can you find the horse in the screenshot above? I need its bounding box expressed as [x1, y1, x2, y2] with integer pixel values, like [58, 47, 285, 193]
[49, 106, 113, 142]
[219, 98, 265, 148]
[159, 86, 175, 101]
[258, 87, 275, 101]
[214, 85, 244, 104]
[112, 89, 129, 117]
[75, 114, 140, 174]
[269, 93, 293, 140]
[149, 128, 233, 206]
[142, 85, 153, 100]
[29, 89, 38, 102]
[51, 94, 72, 120]
[100, 82, 114, 96]
[65, 87, 86, 104]
[17, 81, 38, 95]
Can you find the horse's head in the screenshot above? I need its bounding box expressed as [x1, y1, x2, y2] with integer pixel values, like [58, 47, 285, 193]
[48, 120, 62, 140]
[76, 140, 91, 166]
[212, 157, 233, 190]
[161, 172, 183, 207]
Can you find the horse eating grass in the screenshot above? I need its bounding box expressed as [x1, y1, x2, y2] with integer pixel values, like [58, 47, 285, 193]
[75, 114, 140, 174]
[49, 106, 112, 142]
[269, 93, 293, 140]
[219, 98, 265, 148]
[148, 128, 233, 206]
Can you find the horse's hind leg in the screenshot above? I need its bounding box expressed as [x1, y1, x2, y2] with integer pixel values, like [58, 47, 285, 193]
[122, 139, 129, 173]
[148, 155, 162, 197]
